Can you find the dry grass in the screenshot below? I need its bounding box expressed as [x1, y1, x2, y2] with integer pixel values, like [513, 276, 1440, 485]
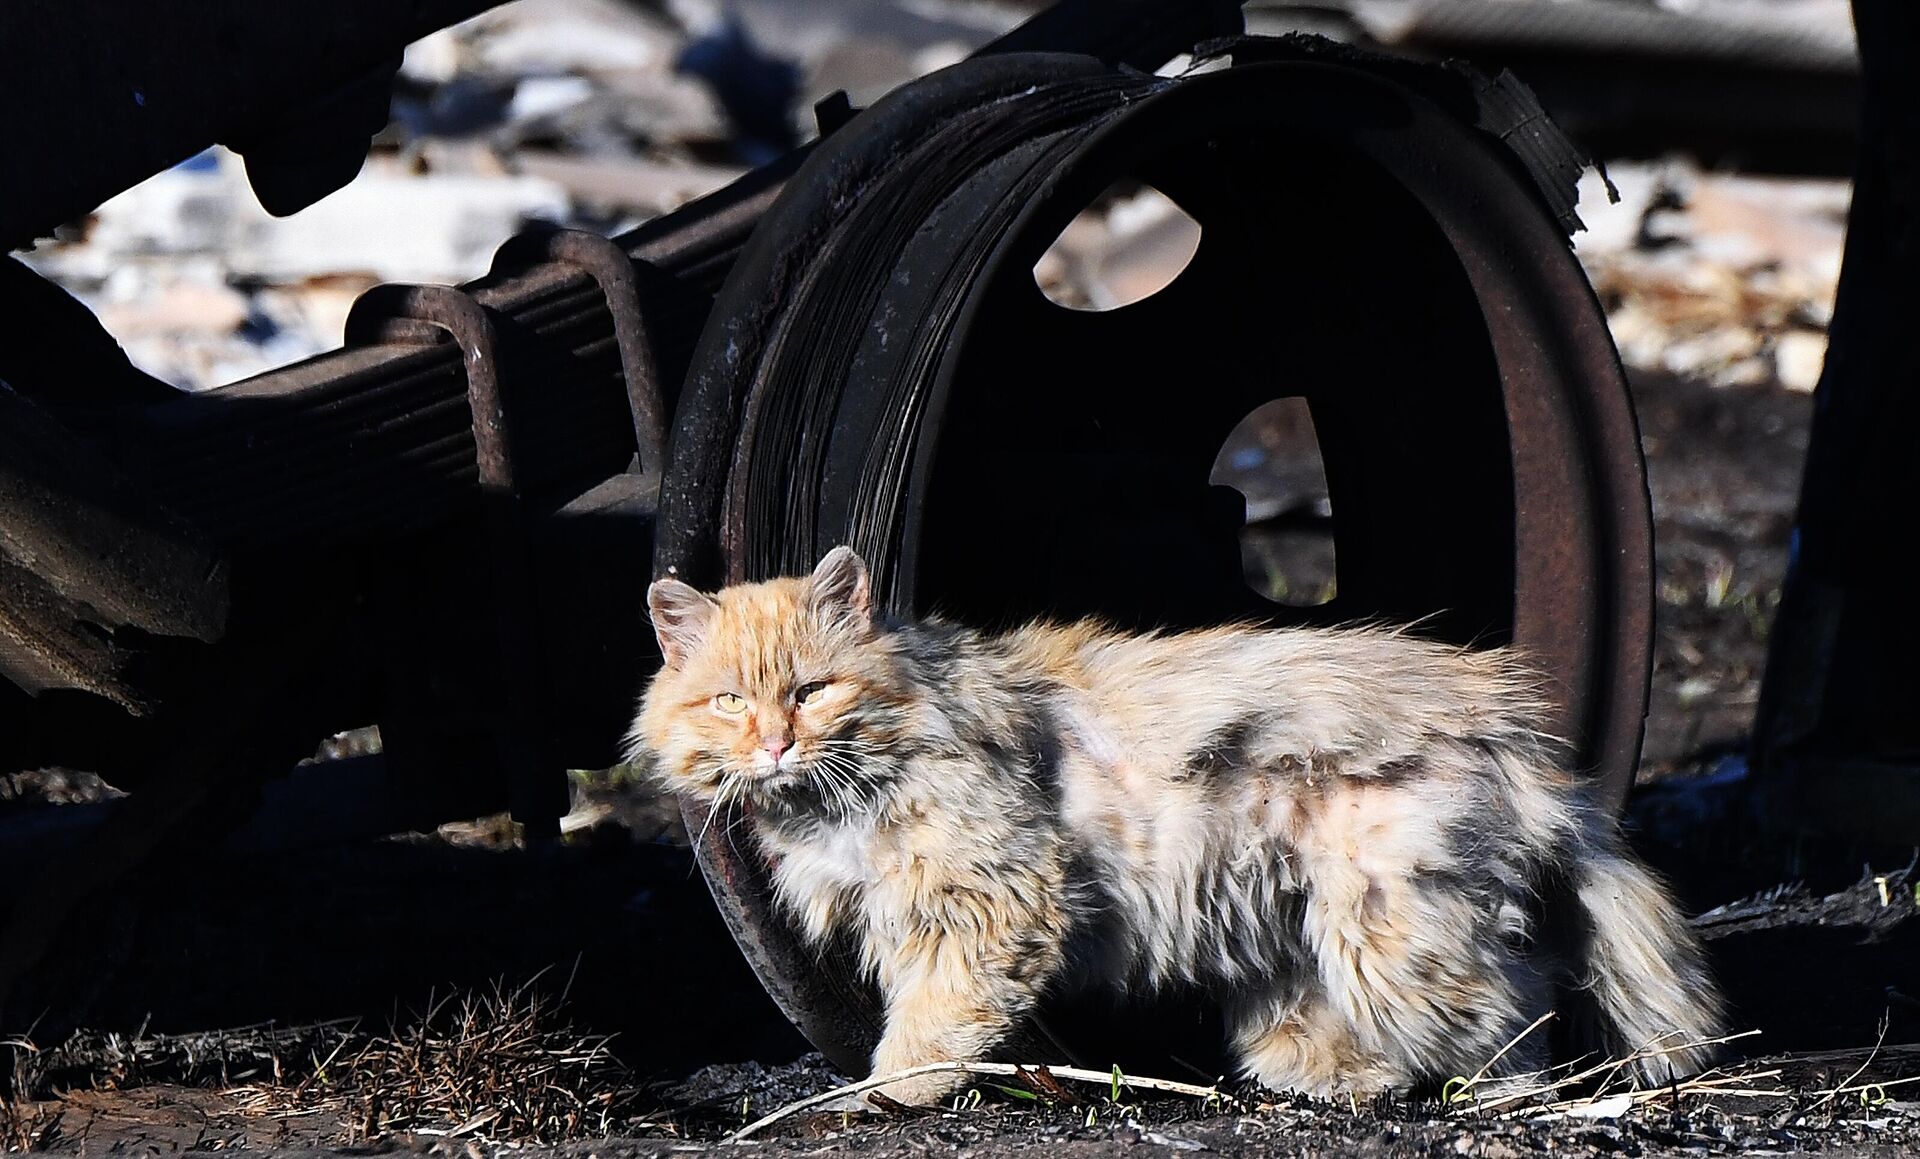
[1435, 1019, 1920, 1129]
[7, 1020, 357, 1097]
[0, 1097, 64, 1152]
[3, 974, 654, 1148]
[1, 1017, 360, 1150]
[227, 976, 652, 1144]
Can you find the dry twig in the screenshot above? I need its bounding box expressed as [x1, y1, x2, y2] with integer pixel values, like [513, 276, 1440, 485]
[1464, 1029, 1762, 1115]
[725, 1062, 1228, 1142]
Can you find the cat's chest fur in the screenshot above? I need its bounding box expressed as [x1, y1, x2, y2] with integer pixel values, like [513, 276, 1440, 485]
[755, 752, 1065, 960]
[768, 815, 880, 893]
[757, 810, 924, 945]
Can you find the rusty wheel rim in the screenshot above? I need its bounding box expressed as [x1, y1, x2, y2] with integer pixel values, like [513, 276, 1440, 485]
[656, 50, 1651, 1077]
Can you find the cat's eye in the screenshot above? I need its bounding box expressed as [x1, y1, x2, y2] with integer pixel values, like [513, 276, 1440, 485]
[714, 692, 747, 714]
[795, 681, 829, 705]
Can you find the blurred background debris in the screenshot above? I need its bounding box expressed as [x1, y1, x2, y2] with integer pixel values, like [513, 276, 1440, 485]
[14, 0, 1856, 404]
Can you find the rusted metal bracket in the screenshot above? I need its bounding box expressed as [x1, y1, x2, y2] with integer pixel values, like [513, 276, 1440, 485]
[345, 284, 518, 492]
[491, 228, 669, 479]
[342, 283, 564, 838]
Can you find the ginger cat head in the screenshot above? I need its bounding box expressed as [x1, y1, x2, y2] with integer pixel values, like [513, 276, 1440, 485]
[633, 547, 909, 816]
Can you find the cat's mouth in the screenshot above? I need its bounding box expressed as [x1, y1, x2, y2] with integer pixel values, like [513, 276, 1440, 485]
[724, 757, 862, 811]
[742, 767, 801, 790]
[733, 755, 810, 793]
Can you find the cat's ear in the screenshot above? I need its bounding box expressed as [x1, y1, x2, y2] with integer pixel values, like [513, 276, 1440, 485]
[809, 546, 873, 629]
[648, 577, 718, 665]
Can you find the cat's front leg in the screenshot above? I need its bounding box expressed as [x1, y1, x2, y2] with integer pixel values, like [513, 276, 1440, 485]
[861, 879, 1066, 1108]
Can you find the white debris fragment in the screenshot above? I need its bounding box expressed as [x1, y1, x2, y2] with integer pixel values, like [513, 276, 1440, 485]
[403, 27, 465, 85]
[1571, 164, 1659, 256]
[508, 74, 597, 123]
[1531, 1094, 1635, 1122]
[913, 39, 972, 75]
[1140, 1129, 1209, 1151]
[1773, 328, 1829, 392]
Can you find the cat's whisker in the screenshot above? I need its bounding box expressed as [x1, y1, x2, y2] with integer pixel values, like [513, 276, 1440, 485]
[833, 768, 870, 815]
[719, 785, 746, 843]
[691, 796, 722, 850]
[821, 755, 876, 797]
[817, 740, 883, 759]
[811, 753, 852, 775]
[820, 741, 884, 759]
[692, 773, 738, 850]
[812, 751, 863, 776]
[812, 748, 879, 791]
[811, 760, 861, 820]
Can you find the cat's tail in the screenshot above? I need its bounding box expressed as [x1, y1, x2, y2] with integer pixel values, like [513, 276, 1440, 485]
[1561, 822, 1725, 1084]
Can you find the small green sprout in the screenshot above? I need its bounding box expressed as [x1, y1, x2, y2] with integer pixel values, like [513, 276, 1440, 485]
[1441, 1076, 1475, 1105]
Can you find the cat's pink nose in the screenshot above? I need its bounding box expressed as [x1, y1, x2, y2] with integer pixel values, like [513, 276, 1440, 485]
[763, 738, 790, 762]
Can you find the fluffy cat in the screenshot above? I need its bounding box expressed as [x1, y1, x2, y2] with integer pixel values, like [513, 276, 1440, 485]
[631, 547, 1722, 1107]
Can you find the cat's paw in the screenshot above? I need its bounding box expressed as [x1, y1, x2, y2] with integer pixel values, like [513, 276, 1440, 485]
[861, 1071, 967, 1110]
